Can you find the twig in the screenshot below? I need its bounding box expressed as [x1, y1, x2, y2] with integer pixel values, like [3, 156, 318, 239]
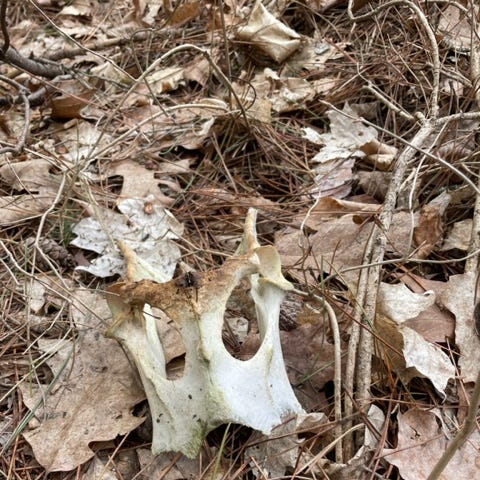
[0, 0, 64, 79]
[0, 0, 9, 54]
[45, 30, 157, 62]
[1, 46, 65, 79]
[294, 288, 343, 463]
[343, 229, 376, 458]
[426, 359, 480, 480]
[356, 120, 435, 400]
[343, 0, 442, 453]
[27, 0, 131, 82]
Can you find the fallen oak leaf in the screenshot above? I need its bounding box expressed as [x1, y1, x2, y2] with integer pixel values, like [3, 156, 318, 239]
[20, 291, 145, 472]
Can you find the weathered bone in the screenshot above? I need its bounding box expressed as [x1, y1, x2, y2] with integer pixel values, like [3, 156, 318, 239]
[107, 209, 303, 457]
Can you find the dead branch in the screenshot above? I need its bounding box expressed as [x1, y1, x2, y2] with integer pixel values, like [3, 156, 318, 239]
[0, 0, 9, 54]
[0, 0, 64, 78]
[343, 0, 441, 456]
[0, 46, 65, 79]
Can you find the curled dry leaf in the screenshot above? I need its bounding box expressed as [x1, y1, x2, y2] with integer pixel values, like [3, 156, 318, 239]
[394, 272, 454, 343]
[236, 1, 301, 63]
[315, 104, 397, 172]
[376, 282, 455, 395]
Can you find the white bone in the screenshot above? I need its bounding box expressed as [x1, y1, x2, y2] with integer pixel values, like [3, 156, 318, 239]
[107, 209, 303, 457]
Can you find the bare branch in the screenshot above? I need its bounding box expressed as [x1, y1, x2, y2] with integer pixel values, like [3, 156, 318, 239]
[0, 0, 9, 54]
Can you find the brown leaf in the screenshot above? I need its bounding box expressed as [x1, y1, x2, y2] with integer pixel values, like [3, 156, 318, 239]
[277, 212, 416, 290]
[395, 272, 454, 343]
[440, 272, 478, 382]
[49, 79, 96, 120]
[383, 409, 480, 479]
[413, 203, 443, 258]
[167, 0, 200, 25]
[375, 283, 454, 395]
[107, 159, 178, 206]
[441, 219, 472, 251]
[20, 291, 145, 472]
[281, 323, 339, 400]
[136, 449, 200, 480]
[0, 159, 61, 226]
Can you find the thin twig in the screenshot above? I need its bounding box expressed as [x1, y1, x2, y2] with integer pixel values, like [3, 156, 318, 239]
[293, 288, 343, 463]
[344, 0, 442, 449]
[0, 0, 9, 54]
[1, 46, 65, 78]
[343, 228, 377, 458]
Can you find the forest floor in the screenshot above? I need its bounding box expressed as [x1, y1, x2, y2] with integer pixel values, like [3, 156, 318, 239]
[1, 1, 480, 479]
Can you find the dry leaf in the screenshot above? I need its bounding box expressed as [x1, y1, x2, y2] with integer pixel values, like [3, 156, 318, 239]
[281, 323, 338, 393]
[304, 0, 344, 12]
[234, 69, 324, 113]
[50, 120, 112, 166]
[376, 282, 454, 395]
[276, 211, 416, 290]
[136, 449, 200, 480]
[120, 100, 228, 149]
[236, 1, 301, 63]
[413, 203, 444, 258]
[356, 171, 391, 202]
[246, 413, 326, 477]
[141, 67, 185, 95]
[20, 291, 145, 472]
[383, 409, 480, 479]
[441, 219, 472, 251]
[299, 197, 381, 225]
[107, 159, 178, 206]
[438, 3, 477, 53]
[440, 272, 478, 383]
[0, 158, 55, 193]
[83, 456, 117, 480]
[167, 0, 200, 25]
[49, 79, 96, 120]
[71, 198, 183, 278]
[0, 159, 60, 226]
[59, 0, 92, 17]
[316, 104, 397, 171]
[395, 272, 454, 343]
[183, 55, 211, 86]
[285, 38, 345, 75]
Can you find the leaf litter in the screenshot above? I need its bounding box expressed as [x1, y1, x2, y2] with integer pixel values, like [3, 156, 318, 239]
[1, 0, 480, 479]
